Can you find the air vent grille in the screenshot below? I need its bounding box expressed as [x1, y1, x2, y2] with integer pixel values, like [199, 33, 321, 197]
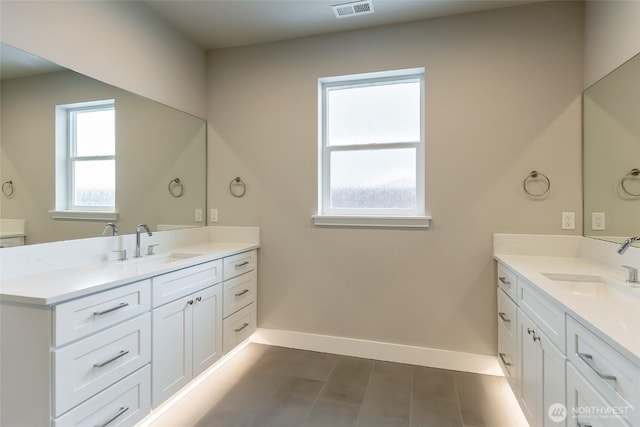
[332, 0, 375, 19]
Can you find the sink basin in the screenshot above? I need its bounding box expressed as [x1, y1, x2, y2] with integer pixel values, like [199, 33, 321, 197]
[541, 272, 612, 299]
[117, 252, 203, 273]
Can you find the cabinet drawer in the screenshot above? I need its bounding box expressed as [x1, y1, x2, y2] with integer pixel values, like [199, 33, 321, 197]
[223, 250, 257, 281]
[53, 365, 150, 427]
[567, 316, 639, 425]
[53, 314, 151, 416]
[497, 287, 517, 347]
[567, 363, 629, 427]
[497, 262, 517, 300]
[152, 260, 222, 307]
[223, 270, 257, 317]
[54, 280, 151, 346]
[223, 302, 256, 354]
[518, 277, 565, 353]
[498, 325, 517, 385]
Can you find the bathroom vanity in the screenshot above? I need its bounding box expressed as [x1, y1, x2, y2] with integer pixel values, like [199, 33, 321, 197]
[0, 227, 258, 427]
[495, 234, 640, 427]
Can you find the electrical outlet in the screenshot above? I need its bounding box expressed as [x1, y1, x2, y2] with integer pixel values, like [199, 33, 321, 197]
[210, 209, 219, 223]
[562, 212, 575, 230]
[591, 212, 605, 231]
[195, 208, 203, 222]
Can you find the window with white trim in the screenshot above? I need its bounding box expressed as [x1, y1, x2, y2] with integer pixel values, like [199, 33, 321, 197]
[315, 68, 429, 227]
[53, 100, 116, 217]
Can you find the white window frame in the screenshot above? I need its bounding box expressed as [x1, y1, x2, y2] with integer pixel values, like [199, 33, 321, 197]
[51, 100, 118, 221]
[314, 68, 430, 228]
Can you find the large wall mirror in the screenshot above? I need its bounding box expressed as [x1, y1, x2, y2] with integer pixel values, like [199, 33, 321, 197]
[0, 43, 206, 245]
[583, 53, 640, 245]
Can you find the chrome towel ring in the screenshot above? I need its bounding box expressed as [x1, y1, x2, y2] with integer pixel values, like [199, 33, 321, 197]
[229, 177, 246, 198]
[523, 171, 551, 198]
[621, 168, 640, 197]
[2, 180, 14, 198]
[168, 178, 184, 198]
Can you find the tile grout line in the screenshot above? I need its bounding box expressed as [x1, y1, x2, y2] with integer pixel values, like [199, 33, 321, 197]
[301, 354, 340, 426]
[408, 364, 415, 427]
[353, 358, 375, 427]
[452, 371, 466, 426]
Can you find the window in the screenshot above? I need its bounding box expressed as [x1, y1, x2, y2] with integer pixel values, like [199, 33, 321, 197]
[52, 100, 117, 220]
[314, 68, 429, 227]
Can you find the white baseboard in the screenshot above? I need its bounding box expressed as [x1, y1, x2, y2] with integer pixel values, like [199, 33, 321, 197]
[251, 328, 503, 376]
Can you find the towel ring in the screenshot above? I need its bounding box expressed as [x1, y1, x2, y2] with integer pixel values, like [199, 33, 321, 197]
[229, 177, 246, 198]
[168, 178, 184, 198]
[621, 168, 640, 197]
[2, 180, 14, 198]
[523, 171, 551, 198]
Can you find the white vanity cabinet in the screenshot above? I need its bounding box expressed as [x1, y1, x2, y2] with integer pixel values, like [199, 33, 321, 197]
[151, 261, 223, 407]
[222, 250, 257, 354]
[496, 262, 567, 427]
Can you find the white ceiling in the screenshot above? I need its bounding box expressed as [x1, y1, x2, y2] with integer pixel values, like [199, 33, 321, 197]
[145, 0, 546, 50]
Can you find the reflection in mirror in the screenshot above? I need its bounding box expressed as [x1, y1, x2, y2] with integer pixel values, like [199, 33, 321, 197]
[0, 43, 206, 246]
[583, 53, 640, 245]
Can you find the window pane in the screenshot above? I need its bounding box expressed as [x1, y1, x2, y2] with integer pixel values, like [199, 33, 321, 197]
[75, 109, 115, 156]
[330, 148, 416, 209]
[73, 160, 115, 207]
[328, 81, 420, 146]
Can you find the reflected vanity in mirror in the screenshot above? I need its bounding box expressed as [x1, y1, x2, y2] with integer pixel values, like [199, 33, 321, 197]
[583, 53, 640, 245]
[0, 43, 206, 245]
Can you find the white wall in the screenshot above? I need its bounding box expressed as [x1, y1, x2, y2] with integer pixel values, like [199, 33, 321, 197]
[0, 1, 206, 117]
[207, 1, 584, 355]
[584, 0, 640, 88]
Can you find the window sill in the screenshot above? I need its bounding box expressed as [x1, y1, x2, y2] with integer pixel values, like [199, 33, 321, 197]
[312, 215, 431, 228]
[49, 210, 118, 221]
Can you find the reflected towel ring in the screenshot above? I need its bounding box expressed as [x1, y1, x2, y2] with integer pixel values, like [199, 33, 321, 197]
[621, 168, 640, 197]
[229, 177, 246, 198]
[522, 171, 551, 198]
[2, 180, 14, 198]
[168, 178, 184, 198]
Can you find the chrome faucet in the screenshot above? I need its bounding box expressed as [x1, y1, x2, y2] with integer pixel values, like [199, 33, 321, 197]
[622, 265, 639, 284]
[617, 236, 640, 254]
[135, 224, 153, 258]
[101, 223, 118, 236]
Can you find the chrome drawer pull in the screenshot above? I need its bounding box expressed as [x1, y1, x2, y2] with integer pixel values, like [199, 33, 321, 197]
[527, 328, 535, 335]
[498, 352, 512, 367]
[498, 312, 510, 323]
[235, 289, 250, 297]
[235, 261, 250, 269]
[95, 406, 129, 427]
[577, 422, 592, 427]
[93, 302, 129, 316]
[196, 296, 202, 302]
[577, 353, 616, 381]
[498, 277, 511, 286]
[234, 322, 250, 332]
[93, 350, 129, 368]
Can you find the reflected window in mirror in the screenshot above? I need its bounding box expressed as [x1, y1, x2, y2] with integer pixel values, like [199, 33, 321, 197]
[55, 100, 116, 212]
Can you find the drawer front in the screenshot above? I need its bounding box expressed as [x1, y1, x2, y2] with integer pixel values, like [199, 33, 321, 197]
[53, 314, 151, 416]
[54, 280, 151, 346]
[497, 287, 517, 347]
[223, 270, 257, 317]
[223, 250, 257, 281]
[518, 277, 565, 353]
[498, 325, 518, 385]
[0, 236, 24, 248]
[567, 316, 639, 425]
[223, 302, 256, 354]
[53, 365, 150, 427]
[497, 262, 517, 300]
[152, 260, 222, 307]
[567, 363, 630, 427]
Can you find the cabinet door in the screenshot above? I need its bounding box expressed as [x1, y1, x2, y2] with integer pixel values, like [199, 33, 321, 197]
[152, 295, 193, 408]
[192, 285, 223, 377]
[541, 330, 566, 427]
[519, 310, 542, 427]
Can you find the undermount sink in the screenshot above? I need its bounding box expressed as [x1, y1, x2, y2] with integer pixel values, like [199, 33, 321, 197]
[541, 272, 612, 299]
[118, 252, 203, 273]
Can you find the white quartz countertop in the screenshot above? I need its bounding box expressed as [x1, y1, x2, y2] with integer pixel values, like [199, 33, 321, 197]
[495, 254, 640, 365]
[0, 241, 259, 305]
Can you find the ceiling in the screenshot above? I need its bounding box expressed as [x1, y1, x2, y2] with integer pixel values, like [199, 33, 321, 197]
[144, 0, 546, 50]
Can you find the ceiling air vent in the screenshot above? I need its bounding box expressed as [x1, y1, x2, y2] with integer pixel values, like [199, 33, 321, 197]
[332, 0, 375, 19]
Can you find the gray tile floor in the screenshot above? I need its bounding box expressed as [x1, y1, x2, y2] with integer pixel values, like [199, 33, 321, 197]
[194, 344, 526, 427]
